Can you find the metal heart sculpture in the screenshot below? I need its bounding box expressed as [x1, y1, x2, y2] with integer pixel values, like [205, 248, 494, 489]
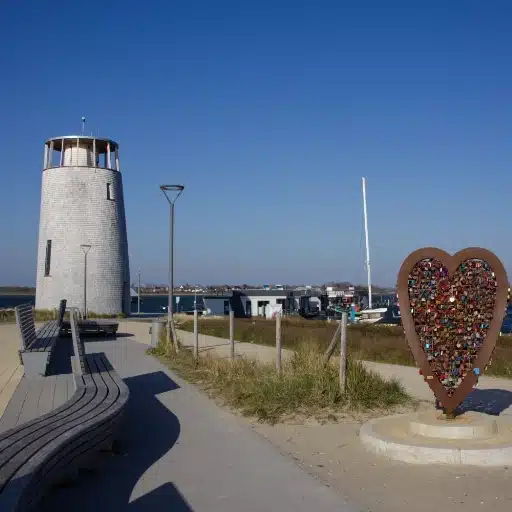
[397, 247, 508, 415]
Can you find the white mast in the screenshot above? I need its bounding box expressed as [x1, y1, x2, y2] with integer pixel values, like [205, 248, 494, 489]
[362, 177, 372, 309]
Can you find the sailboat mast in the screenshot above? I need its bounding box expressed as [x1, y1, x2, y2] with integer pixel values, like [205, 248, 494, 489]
[362, 177, 372, 309]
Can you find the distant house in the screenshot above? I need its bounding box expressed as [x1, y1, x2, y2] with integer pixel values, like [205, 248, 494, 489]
[203, 289, 322, 318]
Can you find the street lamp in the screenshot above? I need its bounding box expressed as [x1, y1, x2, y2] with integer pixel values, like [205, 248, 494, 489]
[138, 267, 141, 314]
[160, 184, 184, 352]
[80, 244, 91, 319]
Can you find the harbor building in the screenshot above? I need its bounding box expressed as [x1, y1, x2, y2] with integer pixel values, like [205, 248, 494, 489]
[203, 289, 323, 318]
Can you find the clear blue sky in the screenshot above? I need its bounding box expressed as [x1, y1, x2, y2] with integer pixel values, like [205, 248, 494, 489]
[1, 1, 512, 287]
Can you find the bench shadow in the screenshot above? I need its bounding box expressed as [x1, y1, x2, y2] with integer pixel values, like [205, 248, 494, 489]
[127, 482, 194, 511]
[46, 336, 74, 375]
[457, 388, 512, 415]
[39, 369, 191, 511]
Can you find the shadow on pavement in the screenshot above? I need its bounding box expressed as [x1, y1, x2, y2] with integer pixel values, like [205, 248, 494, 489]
[458, 388, 512, 415]
[39, 370, 191, 511]
[127, 482, 194, 511]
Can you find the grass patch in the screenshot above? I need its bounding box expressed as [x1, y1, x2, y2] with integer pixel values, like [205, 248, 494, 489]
[149, 335, 413, 424]
[0, 308, 125, 324]
[176, 316, 512, 379]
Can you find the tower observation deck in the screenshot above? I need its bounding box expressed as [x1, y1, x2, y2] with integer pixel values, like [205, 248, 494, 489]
[35, 135, 130, 315]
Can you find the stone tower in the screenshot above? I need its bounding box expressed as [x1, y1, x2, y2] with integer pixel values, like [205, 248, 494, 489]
[35, 135, 130, 315]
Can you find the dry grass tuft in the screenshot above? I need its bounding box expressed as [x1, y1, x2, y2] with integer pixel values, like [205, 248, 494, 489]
[177, 316, 512, 379]
[149, 336, 413, 424]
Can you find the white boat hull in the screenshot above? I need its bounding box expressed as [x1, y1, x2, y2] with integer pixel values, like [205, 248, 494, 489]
[357, 307, 388, 324]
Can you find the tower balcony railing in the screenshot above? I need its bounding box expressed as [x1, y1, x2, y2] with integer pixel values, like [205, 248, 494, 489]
[42, 136, 120, 171]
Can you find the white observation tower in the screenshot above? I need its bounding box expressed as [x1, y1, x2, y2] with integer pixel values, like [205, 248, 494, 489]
[35, 135, 130, 315]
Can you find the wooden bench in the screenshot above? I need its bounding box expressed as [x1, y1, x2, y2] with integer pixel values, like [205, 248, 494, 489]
[0, 307, 130, 511]
[15, 300, 67, 378]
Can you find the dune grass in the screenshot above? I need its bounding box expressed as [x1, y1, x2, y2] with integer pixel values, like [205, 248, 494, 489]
[176, 316, 512, 379]
[149, 334, 413, 424]
[0, 308, 125, 323]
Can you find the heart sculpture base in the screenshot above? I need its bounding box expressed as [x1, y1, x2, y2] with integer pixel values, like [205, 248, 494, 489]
[360, 412, 512, 466]
[409, 411, 498, 439]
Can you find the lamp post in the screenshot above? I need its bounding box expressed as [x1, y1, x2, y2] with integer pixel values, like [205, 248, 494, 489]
[160, 184, 184, 353]
[80, 244, 91, 319]
[138, 268, 141, 314]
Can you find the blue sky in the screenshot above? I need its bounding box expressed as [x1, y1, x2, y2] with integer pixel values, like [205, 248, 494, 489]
[1, 1, 512, 287]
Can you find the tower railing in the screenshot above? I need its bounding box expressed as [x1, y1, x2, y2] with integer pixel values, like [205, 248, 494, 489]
[42, 136, 120, 171]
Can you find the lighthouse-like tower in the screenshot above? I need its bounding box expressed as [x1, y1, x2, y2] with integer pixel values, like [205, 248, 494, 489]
[35, 135, 130, 315]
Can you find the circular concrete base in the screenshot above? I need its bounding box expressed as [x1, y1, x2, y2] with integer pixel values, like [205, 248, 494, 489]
[409, 411, 498, 440]
[360, 412, 512, 466]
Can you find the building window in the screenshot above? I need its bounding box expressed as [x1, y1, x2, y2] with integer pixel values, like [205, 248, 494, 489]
[44, 240, 52, 276]
[107, 183, 114, 200]
[257, 300, 270, 316]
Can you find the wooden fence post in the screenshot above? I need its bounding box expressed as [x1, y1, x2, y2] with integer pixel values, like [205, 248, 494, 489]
[193, 309, 199, 360]
[276, 312, 282, 373]
[339, 312, 348, 392]
[229, 308, 235, 361]
[322, 322, 341, 366]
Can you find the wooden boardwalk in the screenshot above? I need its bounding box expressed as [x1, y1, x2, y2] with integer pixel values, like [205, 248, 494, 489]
[0, 334, 74, 432]
[0, 321, 53, 419]
[0, 323, 26, 418]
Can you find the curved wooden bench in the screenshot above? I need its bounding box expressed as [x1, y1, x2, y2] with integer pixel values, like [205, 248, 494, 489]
[15, 300, 67, 378]
[0, 307, 130, 511]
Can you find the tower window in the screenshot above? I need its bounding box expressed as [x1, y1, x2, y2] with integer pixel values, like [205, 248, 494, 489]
[44, 240, 52, 276]
[107, 183, 114, 201]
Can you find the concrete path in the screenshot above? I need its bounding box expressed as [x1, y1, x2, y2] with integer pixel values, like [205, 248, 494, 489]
[116, 320, 294, 364]
[177, 328, 292, 364]
[362, 360, 512, 415]
[39, 336, 358, 511]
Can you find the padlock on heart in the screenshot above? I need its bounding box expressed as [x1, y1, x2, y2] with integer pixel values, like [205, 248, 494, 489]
[397, 247, 509, 416]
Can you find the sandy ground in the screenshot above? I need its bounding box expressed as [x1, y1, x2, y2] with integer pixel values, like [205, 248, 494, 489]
[252, 420, 512, 512]
[117, 319, 512, 512]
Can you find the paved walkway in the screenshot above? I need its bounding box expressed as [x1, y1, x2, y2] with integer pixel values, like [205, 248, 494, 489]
[35, 336, 356, 511]
[362, 360, 512, 415]
[111, 320, 293, 364]
[177, 328, 292, 364]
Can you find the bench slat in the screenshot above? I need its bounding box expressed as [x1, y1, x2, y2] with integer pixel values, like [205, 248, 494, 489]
[0, 379, 109, 489]
[0, 355, 125, 497]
